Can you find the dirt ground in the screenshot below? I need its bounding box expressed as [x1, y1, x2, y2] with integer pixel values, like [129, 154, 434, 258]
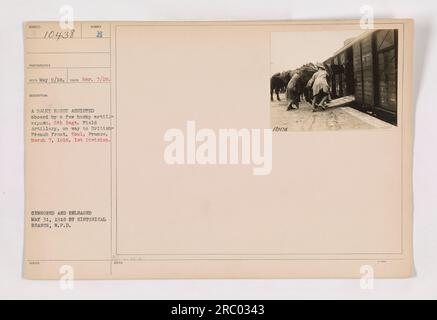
[271, 93, 393, 131]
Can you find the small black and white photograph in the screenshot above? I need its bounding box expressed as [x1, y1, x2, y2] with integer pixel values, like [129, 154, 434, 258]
[270, 29, 398, 131]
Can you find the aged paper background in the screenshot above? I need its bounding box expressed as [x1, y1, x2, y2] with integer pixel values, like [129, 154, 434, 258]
[24, 20, 413, 279]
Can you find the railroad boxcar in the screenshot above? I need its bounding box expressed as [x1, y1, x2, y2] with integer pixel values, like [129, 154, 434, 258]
[325, 29, 398, 125]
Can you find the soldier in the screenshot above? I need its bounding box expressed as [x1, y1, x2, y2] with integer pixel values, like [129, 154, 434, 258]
[286, 71, 301, 111]
[307, 63, 330, 112]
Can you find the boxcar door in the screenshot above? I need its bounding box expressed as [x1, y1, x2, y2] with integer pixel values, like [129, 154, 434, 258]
[345, 48, 355, 96]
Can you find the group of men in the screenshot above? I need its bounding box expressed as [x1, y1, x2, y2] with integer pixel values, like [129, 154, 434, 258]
[286, 62, 331, 113]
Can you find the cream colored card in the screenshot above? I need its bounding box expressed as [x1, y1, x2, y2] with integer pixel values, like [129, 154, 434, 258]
[24, 20, 414, 279]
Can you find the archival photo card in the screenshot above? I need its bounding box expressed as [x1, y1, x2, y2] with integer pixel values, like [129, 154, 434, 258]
[24, 20, 413, 279]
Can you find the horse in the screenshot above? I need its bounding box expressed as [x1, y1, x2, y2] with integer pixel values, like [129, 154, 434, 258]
[270, 71, 291, 101]
[288, 64, 317, 103]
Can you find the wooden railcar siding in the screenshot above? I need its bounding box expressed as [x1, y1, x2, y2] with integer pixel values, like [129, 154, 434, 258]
[361, 35, 375, 109]
[352, 42, 364, 105]
[375, 30, 398, 114]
